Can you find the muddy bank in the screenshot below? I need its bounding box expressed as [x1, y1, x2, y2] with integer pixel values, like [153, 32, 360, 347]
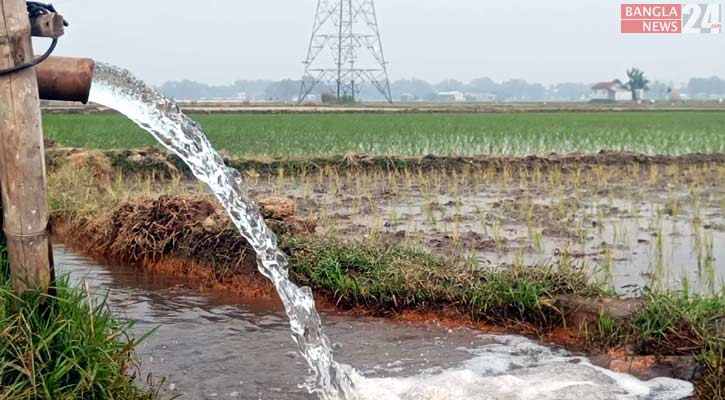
[50, 195, 309, 301]
[48, 194, 722, 398]
[51, 195, 584, 326]
[45, 146, 725, 178]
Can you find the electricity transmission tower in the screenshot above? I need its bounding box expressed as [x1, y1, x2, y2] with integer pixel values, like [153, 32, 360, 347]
[298, 0, 393, 104]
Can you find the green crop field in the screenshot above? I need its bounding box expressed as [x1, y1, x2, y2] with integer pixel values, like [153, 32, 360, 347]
[43, 111, 725, 157]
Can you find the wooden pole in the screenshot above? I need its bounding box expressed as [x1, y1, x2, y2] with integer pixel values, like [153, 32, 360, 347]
[0, 0, 53, 295]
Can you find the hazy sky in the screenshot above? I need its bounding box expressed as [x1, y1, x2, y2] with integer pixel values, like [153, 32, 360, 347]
[49, 0, 725, 85]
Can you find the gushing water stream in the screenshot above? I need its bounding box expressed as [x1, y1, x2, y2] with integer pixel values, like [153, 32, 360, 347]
[89, 63, 358, 399]
[88, 63, 694, 400]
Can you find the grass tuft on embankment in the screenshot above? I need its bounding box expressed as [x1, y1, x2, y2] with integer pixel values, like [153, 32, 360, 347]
[630, 291, 724, 398]
[0, 226, 158, 399]
[285, 237, 724, 398]
[284, 236, 602, 326]
[591, 290, 725, 399]
[634, 290, 725, 354]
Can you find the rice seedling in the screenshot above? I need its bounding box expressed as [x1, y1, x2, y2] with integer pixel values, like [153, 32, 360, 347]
[387, 206, 399, 227]
[141, 173, 153, 196]
[649, 165, 659, 186]
[493, 218, 503, 255]
[245, 168, 261, 186]
[704, 234, 717, 295]
[496, 165, 510, 186]
[599, 244, 614, 291]
[367, 214, 384, 239]
[557, 194, 566, 221]
[45, 112, 725, 157]
[650, 209, 666, 290]
[195, 180, 206, 194]
[597, 206, 605, 236]
[548, 167, 561, 187]
[532, 229, 543, 253]
[301, 175, 312, 200]
[276, 167, 286, 193]
[666, 164, 681, 186]
[693, 216, 705, 275]
[319, 205, 336, 236]
[667, 197, 682, 221]
[451, 215, 462, 248]
[560, 243, 573, 273]
[474, 205, 489, 235]
[576, 217, 588, 244]
[113, 169, 124, 195]
[165, 173, 183, 195]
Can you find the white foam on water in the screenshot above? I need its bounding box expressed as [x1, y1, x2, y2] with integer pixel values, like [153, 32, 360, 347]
[353, 336, 693, 400]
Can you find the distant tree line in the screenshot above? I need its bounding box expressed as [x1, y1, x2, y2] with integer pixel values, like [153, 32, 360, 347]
[687, 76, 725, 98]
[158, 75, 725, 102]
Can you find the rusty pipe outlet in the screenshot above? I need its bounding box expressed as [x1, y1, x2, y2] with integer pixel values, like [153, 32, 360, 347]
[36, 56, 94, 104]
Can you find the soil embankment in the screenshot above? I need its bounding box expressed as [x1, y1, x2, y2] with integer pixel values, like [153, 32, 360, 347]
[49, 195, 718, 397]
[45, 145, 725, 177]
[46, 148, 724, 399]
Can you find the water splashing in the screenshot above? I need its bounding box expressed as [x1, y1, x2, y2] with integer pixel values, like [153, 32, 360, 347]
[88, 62, 693, 400]
[355, 335, 693, 400]
[89, 62, 359, 400]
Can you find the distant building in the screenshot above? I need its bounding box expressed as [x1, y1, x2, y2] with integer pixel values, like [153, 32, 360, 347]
[435, 91, 466, 102]
[399, 93, 416, 102]
[591, 80, 631, 102]
[680, 90, 725, 100]
[465, 92, 497, 102]
[297, 94, 321, 104]
[670, 91, 688, 102]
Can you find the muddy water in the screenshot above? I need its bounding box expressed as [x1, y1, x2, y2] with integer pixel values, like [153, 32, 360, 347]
[55, 245, 488, 399]
[55, 245, 693, 400]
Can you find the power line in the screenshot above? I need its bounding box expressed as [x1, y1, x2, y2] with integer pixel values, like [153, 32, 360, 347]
[298, 0, 392, 103]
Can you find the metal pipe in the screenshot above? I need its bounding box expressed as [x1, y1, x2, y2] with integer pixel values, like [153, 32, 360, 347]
[36, 56, 94, 104]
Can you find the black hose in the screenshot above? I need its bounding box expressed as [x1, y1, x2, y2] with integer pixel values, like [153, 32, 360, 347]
[27, 2, 68, 26]
[0, 2, 66, 77]
[0, 38, 58, 77]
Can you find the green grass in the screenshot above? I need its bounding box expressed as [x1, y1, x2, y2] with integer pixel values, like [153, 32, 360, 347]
[629, 291, 724, 399]
[284, 236, 601, 325]
[634, 290, 724, 353]
[43, 112, 725, 157]
[0, 221, 158, 399]
[0, 278, 160, 400]
[284, 236, 724, 398]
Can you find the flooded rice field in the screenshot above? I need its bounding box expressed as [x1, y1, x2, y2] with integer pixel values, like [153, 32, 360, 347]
[56, 245, 694, 400]
[240, 162, 725, 293]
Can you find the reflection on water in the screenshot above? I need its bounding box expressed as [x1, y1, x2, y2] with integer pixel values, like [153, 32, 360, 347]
[55, 246, 693, 400]
[55, 246, 477, 399]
